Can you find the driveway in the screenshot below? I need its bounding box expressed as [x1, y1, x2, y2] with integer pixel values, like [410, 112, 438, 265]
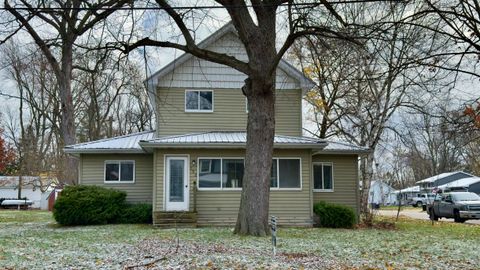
[377, 209, 480, 225]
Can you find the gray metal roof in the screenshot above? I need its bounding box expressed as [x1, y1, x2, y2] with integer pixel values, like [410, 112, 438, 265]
[64, 130, 369, 154]
[320, 141, 370, 154]
[139, 131, 326, 149]
[64, 130, 156, 154]
[437, 177, 480, 190]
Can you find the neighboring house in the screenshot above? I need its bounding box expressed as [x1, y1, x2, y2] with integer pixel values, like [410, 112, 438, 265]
[64, 23, 369, 226]
[0, 176, 51, 209]
[416, 171, 474, 192]
[394, 186, 421, 205]
[437, 177, 480, 194]
[368, 181, 397, 206]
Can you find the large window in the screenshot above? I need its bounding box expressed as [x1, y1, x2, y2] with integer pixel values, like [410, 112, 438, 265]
[270, 158, 301, 189]
[105, 161, 135, 183]
[198, 158, 301, 190]
[198, 158, 243, 189]
[313, 163, 333, 191]
[185, 90, 213, 112]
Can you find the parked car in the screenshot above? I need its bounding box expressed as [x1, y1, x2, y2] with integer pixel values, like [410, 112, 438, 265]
[410, 193, 437, 207]
[428, 192, 480, 223]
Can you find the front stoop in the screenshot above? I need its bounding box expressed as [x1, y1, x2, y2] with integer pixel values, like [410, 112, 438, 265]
[153, 211, 197, 228]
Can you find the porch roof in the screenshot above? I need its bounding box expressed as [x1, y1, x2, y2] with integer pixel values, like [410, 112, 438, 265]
[64, 130, 369, 154]
[139, 131, 328, 150]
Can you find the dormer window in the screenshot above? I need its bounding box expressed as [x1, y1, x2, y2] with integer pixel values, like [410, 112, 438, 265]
[185, 90, 213, 112]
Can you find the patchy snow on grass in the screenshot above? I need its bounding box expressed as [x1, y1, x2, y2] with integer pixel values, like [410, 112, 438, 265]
[0, 211, 479, 270]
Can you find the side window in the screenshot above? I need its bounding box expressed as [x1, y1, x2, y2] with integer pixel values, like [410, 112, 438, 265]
[105, 161, 135, 183]
[185, 90, 213, 112]
[313, 163, 333, 191]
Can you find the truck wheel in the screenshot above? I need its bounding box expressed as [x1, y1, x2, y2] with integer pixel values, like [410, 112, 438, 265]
[429, 209, 438, 221]
[454, 210, 466, 223]
[416, 201, 423, 207]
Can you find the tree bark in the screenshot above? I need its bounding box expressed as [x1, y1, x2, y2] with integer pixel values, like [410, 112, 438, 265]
[360, 152, 375, 222]
[234, 77, 276, 236]
[58, 44, 78, 185]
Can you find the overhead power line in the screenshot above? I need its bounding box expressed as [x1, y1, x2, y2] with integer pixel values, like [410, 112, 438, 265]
[0, 0, 401, 11]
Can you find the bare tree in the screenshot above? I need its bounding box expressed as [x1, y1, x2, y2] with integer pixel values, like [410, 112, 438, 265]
[2, 0, 132, 184]
[298, 2, 449, 220]
[1, 42, 60, 177]
[117, 0, 356, 236]
[409, 0, 480, 78]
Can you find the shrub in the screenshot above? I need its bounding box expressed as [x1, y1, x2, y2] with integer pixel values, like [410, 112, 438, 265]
[53, 185, 127, 225]
[116, 203, 152, 224]
[313, 201, 356, 229]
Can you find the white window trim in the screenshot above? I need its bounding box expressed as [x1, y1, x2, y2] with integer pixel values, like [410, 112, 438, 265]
[270, 157, 303, 191]
[196, 157, 302, 191]
[312, 162, 334, 192]
[104, 160, 136, 183]
[197, 157, 244, 191]
[185, 89, 214, 113]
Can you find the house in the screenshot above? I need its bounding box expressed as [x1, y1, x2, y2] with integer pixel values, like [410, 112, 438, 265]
[416, 171, 474, 192]
[437, 177, 480, 194]
[0, 176, 51, 209]
[64, 23, 369, 226]
[368, 181, 397, 206]
[394, 185, 421, 205]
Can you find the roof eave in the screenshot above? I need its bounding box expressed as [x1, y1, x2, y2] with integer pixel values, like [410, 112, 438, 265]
[64, 148, 148, 156]
[312, 148, 372, 155]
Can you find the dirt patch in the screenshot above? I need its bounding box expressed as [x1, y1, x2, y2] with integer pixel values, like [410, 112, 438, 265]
[356, 221, 397, 230]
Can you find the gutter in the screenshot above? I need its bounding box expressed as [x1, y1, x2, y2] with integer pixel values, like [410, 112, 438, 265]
[312, 149, 372, 156]
[63, 148, 148, 157]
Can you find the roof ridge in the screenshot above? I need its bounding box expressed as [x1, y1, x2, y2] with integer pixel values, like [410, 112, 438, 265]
[67, 130, 155, 148]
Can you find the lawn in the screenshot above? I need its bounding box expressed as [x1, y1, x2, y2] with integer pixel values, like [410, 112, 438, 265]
[1, 210, 479, 270]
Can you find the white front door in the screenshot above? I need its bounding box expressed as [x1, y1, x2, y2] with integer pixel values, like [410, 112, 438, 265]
[165, 156, 189, 211]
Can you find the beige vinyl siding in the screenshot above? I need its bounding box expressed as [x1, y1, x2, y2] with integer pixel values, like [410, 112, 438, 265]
[80, 154, 153, 203]
[156, 33, 300, 90]
[312, 154, 359, 214]
[156, 88, 302, 137]
[154, 149, 312, 226]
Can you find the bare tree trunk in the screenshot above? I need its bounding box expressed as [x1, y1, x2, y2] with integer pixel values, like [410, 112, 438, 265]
[360, 152, 375, 223]
[235, 77, 275, 236]
[58, 45, 78, 185]
[17, 175, 22, 200]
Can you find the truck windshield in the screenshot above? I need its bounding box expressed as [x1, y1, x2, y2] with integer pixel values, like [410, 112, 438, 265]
[452, 193, 480, 201]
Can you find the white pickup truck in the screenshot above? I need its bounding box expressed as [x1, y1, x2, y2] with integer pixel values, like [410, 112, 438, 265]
[410, 193, 437, 207]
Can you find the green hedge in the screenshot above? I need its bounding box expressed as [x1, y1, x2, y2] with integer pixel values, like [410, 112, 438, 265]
[115, 203, 152, 224]
[53, 185, 152, 226]
[313, 201, 356, 228]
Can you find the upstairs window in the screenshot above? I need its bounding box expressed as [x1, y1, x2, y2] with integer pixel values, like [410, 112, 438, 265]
[105, 161, 135, 183]
[185, 90, 213, 112]
[313, 163, 333, 191]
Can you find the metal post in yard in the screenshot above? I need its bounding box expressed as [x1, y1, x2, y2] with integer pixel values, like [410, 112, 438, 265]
[270, 216, 277, 256]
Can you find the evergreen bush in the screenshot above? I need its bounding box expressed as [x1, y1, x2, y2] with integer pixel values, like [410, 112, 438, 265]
[53, 185, 126, 225]
[313, 201, 356, 228]
[115, 203, 152, 224]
